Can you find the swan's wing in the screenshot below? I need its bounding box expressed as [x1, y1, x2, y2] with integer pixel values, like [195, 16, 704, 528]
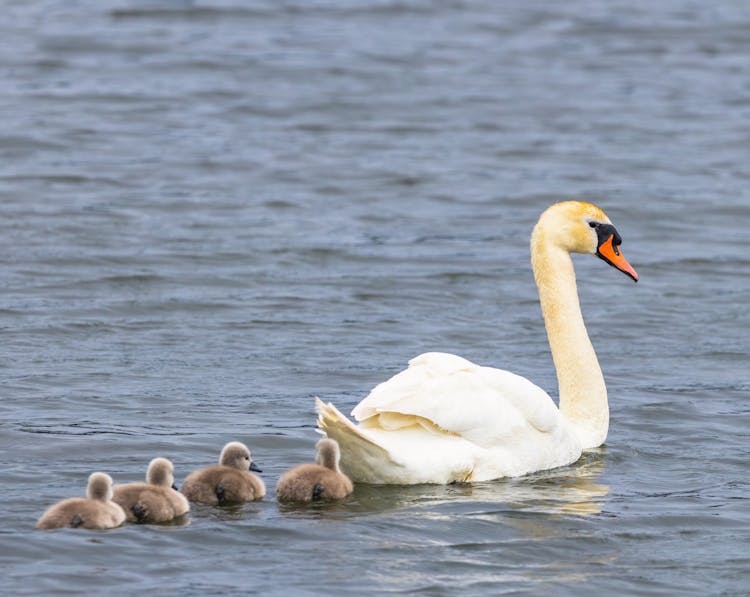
[351, 352, 560, 447]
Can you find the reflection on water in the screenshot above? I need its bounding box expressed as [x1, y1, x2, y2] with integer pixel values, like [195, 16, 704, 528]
[149, 513, 192, 528]
[193, 502, 266, 523]
[508, 450, 611, 517]
[278, 450, 609, 520]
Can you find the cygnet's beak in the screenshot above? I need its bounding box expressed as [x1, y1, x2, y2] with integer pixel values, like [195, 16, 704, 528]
[172, 483, 179, 491]
[249, 461, 262, 473]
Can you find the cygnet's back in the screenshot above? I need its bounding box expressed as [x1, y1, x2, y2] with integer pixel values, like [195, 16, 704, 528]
[277, 439, 353, 502]
[36, 473, 126, 530]
[112, 457, 190, 523]
[181, 441, 265, 505]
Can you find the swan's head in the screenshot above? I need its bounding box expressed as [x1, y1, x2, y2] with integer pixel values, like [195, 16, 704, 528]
[146, 457, 176, 489]
[315, 438, 341, 471]
[534, 201, 638, 282]
[219, 441, 262, 473]
[87, 472, 114, 502]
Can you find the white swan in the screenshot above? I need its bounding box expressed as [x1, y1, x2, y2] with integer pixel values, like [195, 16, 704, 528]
[316, 201, 638, 484]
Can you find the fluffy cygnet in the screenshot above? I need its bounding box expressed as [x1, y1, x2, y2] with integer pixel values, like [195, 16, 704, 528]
[181, 441, 265, 505]
[112, 457, 190, 523]
[276, 438, 353, 502]
[36, 472, 126, 530]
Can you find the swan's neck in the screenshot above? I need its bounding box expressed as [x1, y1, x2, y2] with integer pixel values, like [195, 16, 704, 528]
[531, 232, 608, 448]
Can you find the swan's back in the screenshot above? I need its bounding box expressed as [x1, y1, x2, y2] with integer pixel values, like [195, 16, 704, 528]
[353, 352, 562, 444]
[319, 353, 581, 483]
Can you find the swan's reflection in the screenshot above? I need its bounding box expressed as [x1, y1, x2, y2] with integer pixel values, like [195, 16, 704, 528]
[497, 448, 610, 517]
[277, 449, 609, 519]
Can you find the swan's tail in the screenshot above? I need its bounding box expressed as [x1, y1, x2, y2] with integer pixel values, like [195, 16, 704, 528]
[315, 397, 403, 483]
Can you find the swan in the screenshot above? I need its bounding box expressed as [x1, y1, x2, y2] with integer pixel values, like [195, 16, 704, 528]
[112, 457, 190, 523]
[181, 441, 266, 504]
[276, 438, 354, 502]
[36, 472, 126, 530]
[316, 201, 638, 484]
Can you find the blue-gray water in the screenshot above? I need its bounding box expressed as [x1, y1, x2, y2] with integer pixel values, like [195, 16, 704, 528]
[2, 1, 749, 594]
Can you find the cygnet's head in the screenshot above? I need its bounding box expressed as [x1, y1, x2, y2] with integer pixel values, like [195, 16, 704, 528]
[87, 472, 114, 502]
[219, 441, 262, 473]
[146, 457, 175, 488]
[315, 438, 341, 471]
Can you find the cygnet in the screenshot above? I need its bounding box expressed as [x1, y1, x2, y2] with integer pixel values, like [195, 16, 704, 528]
[276, 438, 353, 502]
[181, 441, 265, 505]
[113, 457, 190, 523]
[36, 472, 126, 530]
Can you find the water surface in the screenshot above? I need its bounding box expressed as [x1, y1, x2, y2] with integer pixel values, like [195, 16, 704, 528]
[1, 1, 749, 594]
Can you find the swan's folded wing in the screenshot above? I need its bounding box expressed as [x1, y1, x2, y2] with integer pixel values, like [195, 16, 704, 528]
[351, 352, 560, 447]
[352, 352, 479, 420]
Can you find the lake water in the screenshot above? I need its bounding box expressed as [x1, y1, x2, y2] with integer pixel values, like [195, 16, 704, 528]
[1, 1, 749, 594]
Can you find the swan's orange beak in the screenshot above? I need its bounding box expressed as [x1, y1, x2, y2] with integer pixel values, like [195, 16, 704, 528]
[596, 234, 638, 282]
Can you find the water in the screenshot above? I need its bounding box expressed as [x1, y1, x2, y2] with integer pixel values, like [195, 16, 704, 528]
[1, 0, 749, 594]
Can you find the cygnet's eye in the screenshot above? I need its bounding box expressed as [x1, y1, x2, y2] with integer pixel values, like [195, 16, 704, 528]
[245, 456, 249, 460]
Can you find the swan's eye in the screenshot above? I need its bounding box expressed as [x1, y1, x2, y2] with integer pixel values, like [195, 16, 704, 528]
[589, 221, 598, 228]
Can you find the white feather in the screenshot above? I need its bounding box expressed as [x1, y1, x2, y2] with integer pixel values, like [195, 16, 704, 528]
[317, 352, 581, 484]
